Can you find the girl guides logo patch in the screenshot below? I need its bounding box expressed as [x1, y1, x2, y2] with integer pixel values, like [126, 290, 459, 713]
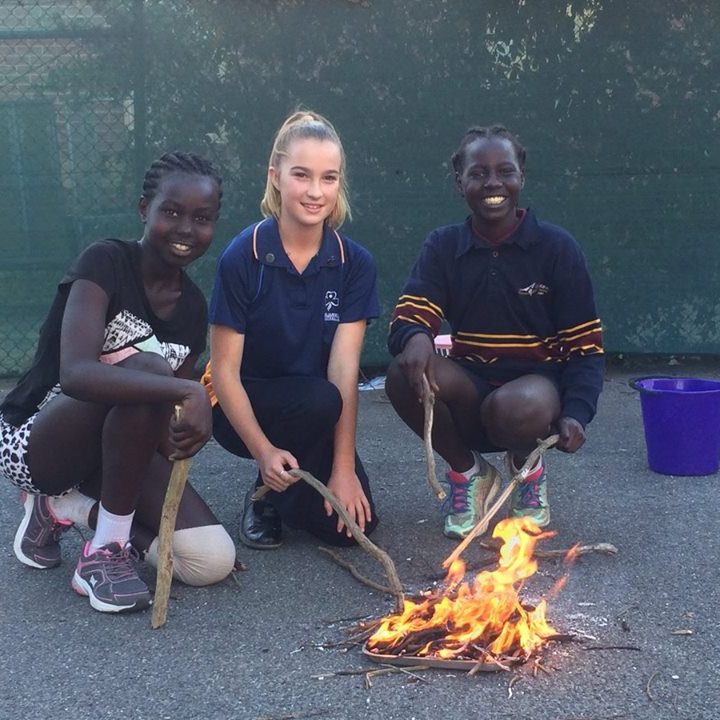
[324, 290, 340, 322]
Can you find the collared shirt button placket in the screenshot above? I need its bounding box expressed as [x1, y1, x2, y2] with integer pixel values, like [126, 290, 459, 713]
[490, 251, 498, 278]
[488, 247, 500, 291]
[489, 248, 500, 278]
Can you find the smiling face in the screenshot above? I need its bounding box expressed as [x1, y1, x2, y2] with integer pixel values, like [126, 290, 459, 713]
[268, 137, 342, 235]
[456, 136, 525, 242]
[139, 171, 220, 268]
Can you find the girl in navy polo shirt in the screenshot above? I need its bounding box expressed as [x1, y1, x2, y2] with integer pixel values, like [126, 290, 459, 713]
[206, 110, 380, 548]
[387, 125, 604, 538]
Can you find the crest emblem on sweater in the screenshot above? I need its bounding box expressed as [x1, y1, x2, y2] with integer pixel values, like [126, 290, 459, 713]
[518, 282, 549, 297]
[324, 291, 340, 322]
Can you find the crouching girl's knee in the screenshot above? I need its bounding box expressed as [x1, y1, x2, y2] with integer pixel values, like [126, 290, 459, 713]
[146, 524, 236, 586]
[384, 356, 413, 406]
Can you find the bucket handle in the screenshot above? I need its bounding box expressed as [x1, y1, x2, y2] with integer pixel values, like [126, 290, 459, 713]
[628, 375, 676, 392]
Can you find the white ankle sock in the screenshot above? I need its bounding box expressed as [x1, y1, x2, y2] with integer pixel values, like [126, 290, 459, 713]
[90, 503, 134, 550]
[49, 490, 96, 528]
[455, 450, 487, 480]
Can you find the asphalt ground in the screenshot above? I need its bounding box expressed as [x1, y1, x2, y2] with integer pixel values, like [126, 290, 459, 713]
[1, 360, 719, 720]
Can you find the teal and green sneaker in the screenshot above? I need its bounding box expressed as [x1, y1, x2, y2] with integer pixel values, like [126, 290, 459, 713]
[507, 454, 550, 528]
[443, 463, 500, 539]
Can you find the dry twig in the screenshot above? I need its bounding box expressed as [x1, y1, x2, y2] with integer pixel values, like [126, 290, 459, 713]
[534, 542, 618, 559]
[312, 669, 369, 678]
[468, 651, 513, 675]
[365, 664, 429, 688]
[421, 374, 446, 500]
[322, 612, 375, 624]
[318, 546, 394, 596]
[289, 469, 405, 612]
[346, 618, 382, 644]
[645, 670, 659, 701]
[255, 710, 330, 720]
[507, 674, 524, 698]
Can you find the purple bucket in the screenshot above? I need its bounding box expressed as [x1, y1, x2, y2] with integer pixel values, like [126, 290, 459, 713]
[631, 376, 720, 476]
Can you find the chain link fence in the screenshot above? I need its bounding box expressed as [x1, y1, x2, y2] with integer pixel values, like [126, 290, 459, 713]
[0, 0, 263, 376]
[2, 1, 719, 376]
[0, 1, 141, 375]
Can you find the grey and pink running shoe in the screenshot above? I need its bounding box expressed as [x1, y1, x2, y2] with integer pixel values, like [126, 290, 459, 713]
[71, 541, 152, 613]
[14, 492, 73, 569]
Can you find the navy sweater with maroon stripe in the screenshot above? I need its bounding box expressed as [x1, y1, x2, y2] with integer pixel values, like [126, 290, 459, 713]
[388, 209, 604, 427]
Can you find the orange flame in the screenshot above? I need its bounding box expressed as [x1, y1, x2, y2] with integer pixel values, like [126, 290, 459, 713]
[367, 517, 565, 660]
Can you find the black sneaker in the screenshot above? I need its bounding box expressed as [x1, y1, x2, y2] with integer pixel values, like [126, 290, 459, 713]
[13, 492, 73, 569]
[239, 489, 282, 550]
[71, 541, 152, 613]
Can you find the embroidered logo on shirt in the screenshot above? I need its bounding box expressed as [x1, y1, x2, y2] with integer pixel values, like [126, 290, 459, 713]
[518, 282, 549, 297]
[324, 291, 340, 322]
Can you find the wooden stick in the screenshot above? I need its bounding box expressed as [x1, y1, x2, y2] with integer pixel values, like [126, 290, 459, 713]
[248, 470, 404, 609]
[443, 480, 517, 571]
[251, 484, 270, 501]
[421, 374, 446, 500]
[289, 469, 405, 612]
[534, 542, 618, 559]
[366, 664, 430, 687]
[151, 405, 191, 629]
[318, 546, 395, 596]
[442, 434, 559, 569]
[427, 541, 618, 581]
[477, 537, 618, 558]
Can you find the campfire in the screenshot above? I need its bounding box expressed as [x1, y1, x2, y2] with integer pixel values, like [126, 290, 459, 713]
[364, 517, 576, 669]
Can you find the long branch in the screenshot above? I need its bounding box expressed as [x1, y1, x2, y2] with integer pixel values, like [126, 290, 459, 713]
[289, 469, 405, 612]
[318, 546, 394, 595]
[151, 405, 191, 629]
[421, 374, 446, 500]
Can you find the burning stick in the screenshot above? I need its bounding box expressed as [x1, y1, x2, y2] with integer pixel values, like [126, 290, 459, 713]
[364, 517, 569, 668]
[421, 374, 446, 501]
[289, 469, 405, 612]
[469, 650, 513, 675]
[442, 434, 559, 569]
[151, 405, 191, 629]
[477, 538, 618, 559]
[534, 542, 618, 559]
[425, 541, 618, 582]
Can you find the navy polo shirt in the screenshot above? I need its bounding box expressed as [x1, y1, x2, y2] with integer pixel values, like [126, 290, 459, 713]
[388, 209, 604, 426]
[210, 217, 379, 379]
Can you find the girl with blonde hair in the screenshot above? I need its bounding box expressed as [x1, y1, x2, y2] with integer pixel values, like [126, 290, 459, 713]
[204, 110, 379, 549]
